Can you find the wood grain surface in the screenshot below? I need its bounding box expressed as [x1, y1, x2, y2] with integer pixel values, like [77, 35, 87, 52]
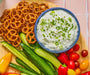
[0, 0, 90, 73]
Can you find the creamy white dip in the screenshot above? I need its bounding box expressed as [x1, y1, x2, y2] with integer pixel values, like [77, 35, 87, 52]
[37, 10, 78, 50]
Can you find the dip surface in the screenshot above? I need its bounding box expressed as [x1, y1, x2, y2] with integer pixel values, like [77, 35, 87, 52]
[37, 10, 78, 50]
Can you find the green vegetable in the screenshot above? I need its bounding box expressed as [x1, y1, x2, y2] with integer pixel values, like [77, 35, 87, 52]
[34, 48, 62, 68]
[50, 11, 57, 17]
[20, 43, 55, 75]
[47, 61, 55, 72]
[40, 19, 47, 26]
[62, 33, 66, 37]
[9, 63, 39, 75]
[20, 33, 34, 49]
[60, 45, 63, 49]
[16, 58, 38, 74]
[20, 33, 62, 69]
[47, 61, 58, 75]
[40, 27, 45, 32]
[55, 42, 59, 46]
[68, 34, 71, 38]
[42, 34, 45, 37]
[1, 42, 40, 74]
[50, 20, 56, 25]
[60, 18, 64, 23]
[56, 26, 61, 30]
[68, 17, 72, 22]
[21, 73, 29, 75]
[19, 51, 27, 58]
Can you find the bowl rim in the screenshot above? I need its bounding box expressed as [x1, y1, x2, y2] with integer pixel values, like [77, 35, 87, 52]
[34, 7, 80, 53]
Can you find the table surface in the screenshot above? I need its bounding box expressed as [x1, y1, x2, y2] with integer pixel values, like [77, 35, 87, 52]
[0, 0, 90, 51]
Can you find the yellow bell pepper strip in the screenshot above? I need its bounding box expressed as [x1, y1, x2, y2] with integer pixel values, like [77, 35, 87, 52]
[1, 73, 20, 75]
[67, 69, 76, 75]
[0, 53, 12, 74]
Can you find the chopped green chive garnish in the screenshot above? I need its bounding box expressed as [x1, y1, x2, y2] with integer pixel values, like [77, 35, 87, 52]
[50, 20, 56, 25]
[75, 25, 77, 29]
[60, 18, 64, 23]
[40, 19, 47, 26]
[62, 33, 66, 37]
[50, 36, 52, 38]
[50, 11, 57, 17]
[40, 27, 45, 31]
[58, 31, 63, 33]
[68, 17, 72, 22]
[60, 45, 63, 49]
[55, 37, 58, 39]
[56, 26, 61, 30]
[51, 31, 54, 33]
[49, 33, 51, 35]
[50, 11, 55, 14]
[55, 42, 59, 46]
[68, 34, 71, 38]
[57, 17, 61, 21]
[52, 34, 54, 36]
[61, 23, 63, 25]
[58, 39, 60, 41]
[65, 21, 68, 25]
[42, 34, 45, 37]
[63, 27, 68, 32]
[64, 16, 66, 18]
[48, 19, 50, 21]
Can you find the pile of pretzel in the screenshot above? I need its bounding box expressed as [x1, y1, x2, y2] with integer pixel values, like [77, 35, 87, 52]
[0, 1, 49, 47]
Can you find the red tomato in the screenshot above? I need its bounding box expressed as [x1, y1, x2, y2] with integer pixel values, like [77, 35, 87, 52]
[74, 61, 80, 68]
[68, 60, 75, 69]
[66, 48, 73, 54]
[73, 44, 80, 51]
[81, 50, 88, 57]
[69, 53, 80, 61]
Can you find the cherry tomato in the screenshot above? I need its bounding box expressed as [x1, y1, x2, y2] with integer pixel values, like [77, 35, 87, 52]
[73, 44, 80, 51]
[74, 61, 80, 68]
[75, 68, 81, 75]
[69, 53, 80, 61]
[80, 60, 89, 70]
[68, 60, 75, 69]
[81, 50, 88, 57]
[66, 48, 73, 54]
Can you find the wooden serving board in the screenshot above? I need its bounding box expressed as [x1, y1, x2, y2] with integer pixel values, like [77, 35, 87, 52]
[0, 0, 90, 74]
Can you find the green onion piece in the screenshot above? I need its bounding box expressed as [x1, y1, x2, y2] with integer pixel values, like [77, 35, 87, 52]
[60, 18, 64, 23]
[50, 36, 52, 39]
[40, 27, 45, 32]
[51, 31, 54, 33]
[63, 27, 68, 32]
[42, 34, 45, 37]
[68, 17, 72, 22]
[68, 34, 71, 38]
[75, 25, 77, 29]
[50, 11, 55, 15]
[58, 39, 60, 41]
[60, 45, 63, 49]
[65, 21, 68, 25]
[49, 33, 51, 35]
[40, 19, 47, 26]
[55, 42, 59, 46]
[57, 17, 61, 21]
[61, 23, 63, 25]
[62, 33, 66, 37]
[55, 37, 58, 39]
[58, 31, 63, 33]
[56, 26, 61, 30]
[50, 20, 56, 25]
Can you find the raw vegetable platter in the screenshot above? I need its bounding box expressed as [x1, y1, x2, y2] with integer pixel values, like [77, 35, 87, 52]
[0, 0, 90, 75]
